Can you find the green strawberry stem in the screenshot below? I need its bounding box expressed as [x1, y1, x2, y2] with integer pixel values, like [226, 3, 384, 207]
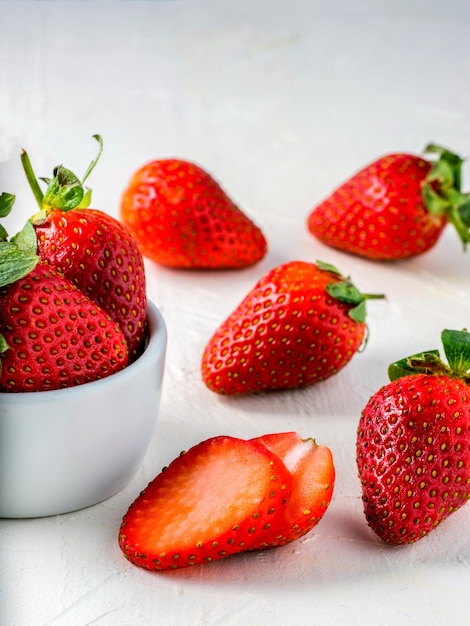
[20, 149, 44, 209]
[0, 134, 103, 286]
[21, 134, 103, 215]
[318, 260, 386, 323]
[388, 328, 470, 383]
[81, 134, 103, 185]
[422, 144, 470, 248]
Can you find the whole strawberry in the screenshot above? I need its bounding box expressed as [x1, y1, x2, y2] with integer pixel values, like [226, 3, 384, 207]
[307, 144, 470, 261]
[356, 329, 470, 545]
[201, 260, 384, 395]
[20, 136, 147, 361]
[0, 263, 128, 392]
[120, 158, 267, 269]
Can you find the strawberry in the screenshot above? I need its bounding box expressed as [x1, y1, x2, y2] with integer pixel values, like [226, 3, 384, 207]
[119, 158, 267, 269]
[19, 136, 147, 360]
[307, 144, 470, 260]
[201, 260, 384, 395]
[0, 263, 128, 392]
[248, 432, 335, 549]
[356, 329, 470, 545]
[118, 435, 292, 571]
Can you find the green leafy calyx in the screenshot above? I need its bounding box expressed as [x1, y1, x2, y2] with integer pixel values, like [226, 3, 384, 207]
[319, 260, 385, 323]
[0, 134, 103, 288]
[0, 193, 40, 289]
[22, 134, 103, 213]
[388, 329, 470, 383]
[422, 143, 470, 248]
[0, 192, 16, 241]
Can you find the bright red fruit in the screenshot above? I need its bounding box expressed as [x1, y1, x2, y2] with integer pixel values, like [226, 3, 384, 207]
[307, 144, 470, 260]
[0, 264, 128, 392]
[118, 435, 292, 571]
[201, 260, 384, 395]
[356, 329, 470, 545]
[20, 136, 147, 361]
[33, 208, 147, 360]
[120, 158, 267, 269]
[249, 432, 335, 548]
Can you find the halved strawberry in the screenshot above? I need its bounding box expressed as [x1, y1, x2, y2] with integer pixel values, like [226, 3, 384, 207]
[118, 435, 292, 571]
[249, 432, 335, 548]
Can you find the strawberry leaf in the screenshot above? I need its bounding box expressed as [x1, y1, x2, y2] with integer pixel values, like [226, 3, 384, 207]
[326, 280, 363, 306]
[10, 220, 37, 255]
[441, 328, 470, 376]
[421, 182, 450, 217]
[316, 260, 341, 276]
[388, 350, 443, 381]
[424, 143, 464, 191]
[0, 332, 9, 373]
[0, 241, 39, 288]
[348, 300, 367, 324]
[21, 135, 103, 214]
[0, 192, 15, 218]
[458, 200, 470, 227]
[77, 187, 92, 209]
[43, 165, 84, 211]
[326, 279, 385, 324]
[0, 333, 8, 354]
[422, 143, 470, 247]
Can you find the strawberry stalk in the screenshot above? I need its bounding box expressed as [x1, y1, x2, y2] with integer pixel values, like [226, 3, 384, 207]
[21, 134, 103, 216]
[388, 328, 470, 383]
[20, 149, 44, 209]
[317, 260, 385, 323]
[421, 144, 470, 248]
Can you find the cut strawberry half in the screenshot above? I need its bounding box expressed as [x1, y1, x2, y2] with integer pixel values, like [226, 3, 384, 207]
[119, 435, 292, 571]
[249, 432, 335, 548]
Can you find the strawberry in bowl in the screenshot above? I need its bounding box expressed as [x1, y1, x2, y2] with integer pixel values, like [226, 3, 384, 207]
[0, 138, 167, 517]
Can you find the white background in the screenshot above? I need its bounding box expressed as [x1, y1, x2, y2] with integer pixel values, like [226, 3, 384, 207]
[1, 1, 470, 624]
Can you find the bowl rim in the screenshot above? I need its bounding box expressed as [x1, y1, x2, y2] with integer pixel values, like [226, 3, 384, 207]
[0, 300, 166, 402]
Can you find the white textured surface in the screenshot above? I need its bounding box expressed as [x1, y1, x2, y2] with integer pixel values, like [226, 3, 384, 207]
[1, 1, 470, 624]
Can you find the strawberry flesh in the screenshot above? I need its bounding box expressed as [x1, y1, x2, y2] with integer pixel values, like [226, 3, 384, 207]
[119, 436, 292, 571]
[249, 432, 335, 548]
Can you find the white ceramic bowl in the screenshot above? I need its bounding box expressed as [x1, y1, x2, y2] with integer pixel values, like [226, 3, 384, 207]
[0, 301, 167, 518]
